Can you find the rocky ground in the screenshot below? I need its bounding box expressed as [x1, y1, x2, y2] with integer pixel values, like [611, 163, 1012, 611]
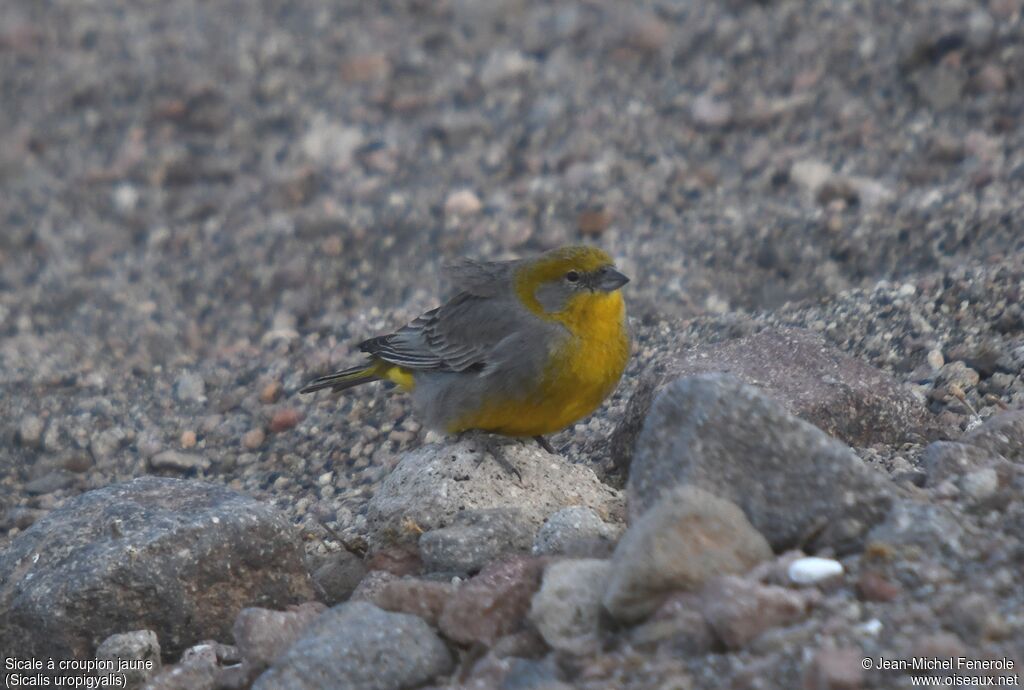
[1, 0, 1023, 688]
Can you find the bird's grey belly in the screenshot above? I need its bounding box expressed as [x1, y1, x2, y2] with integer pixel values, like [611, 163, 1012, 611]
[410, 333, 564, 432]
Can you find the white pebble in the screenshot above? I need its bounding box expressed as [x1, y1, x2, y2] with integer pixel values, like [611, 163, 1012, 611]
[856, 618, 883, 636]
[787, 556, 844, 585]
[962, 468, 998, 501]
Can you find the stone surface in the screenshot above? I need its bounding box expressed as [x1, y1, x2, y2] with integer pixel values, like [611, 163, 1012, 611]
[532, 506, 621, 558]
[961, 410, 1024, 463]
[149, 450, 210, 474]
[376, 578, 455, 627]
[365, 545, 423, 577]
[233, 602, 326, 678]
[700, 575, 819, 650]
[923, 441, 1005, 485]
[611, 328, 935, 471]
[439, 556, 545, 646]
[627, 374, 896, 553]
[142, 643, 224, 690]
[529, 558, 611, 655]
[802, 646, 865, 690]
[174, 371, 206, 402]
[349, 570, 398, 605]
[0, 477, 314, 659]
[419, 508, 534, 574]
[95, 630, 161, 689]
[628, 592, 716, 656]
[252, 602, 452, 690]
[865, 500, 966, 559]
[603, 486, 772, 623]
[366, 439, 621, 548]
[310, 550, 367, 605]
[17, 415, 45, 448]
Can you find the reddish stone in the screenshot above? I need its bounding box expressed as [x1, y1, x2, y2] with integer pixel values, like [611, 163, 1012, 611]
[700, 575, 819, 650]
[856, 571, 901, 602]
[269, 409, 302, 433]
[367, 545, 422, 577]
[439, 556, 545, 646]
[377, 579, 455, 626]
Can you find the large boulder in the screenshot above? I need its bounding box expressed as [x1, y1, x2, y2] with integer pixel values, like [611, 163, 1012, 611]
[612, 328, 936, 474]
[627, 374, 896, 553]
[0, 476, 314, 660]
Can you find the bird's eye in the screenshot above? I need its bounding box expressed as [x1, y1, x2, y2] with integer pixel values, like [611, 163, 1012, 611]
[565, 271, 580, 283]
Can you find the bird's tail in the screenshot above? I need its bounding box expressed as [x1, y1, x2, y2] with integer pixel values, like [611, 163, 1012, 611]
[299, 362, 381, 394]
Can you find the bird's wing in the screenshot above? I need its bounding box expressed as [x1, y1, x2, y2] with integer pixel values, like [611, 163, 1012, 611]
[359, 292, 531, 372]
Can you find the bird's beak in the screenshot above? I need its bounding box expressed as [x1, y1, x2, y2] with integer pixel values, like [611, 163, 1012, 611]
[596, 267, 630, 292]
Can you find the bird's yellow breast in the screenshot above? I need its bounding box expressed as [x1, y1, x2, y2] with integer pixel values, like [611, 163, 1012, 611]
[448, 291, 629, 436]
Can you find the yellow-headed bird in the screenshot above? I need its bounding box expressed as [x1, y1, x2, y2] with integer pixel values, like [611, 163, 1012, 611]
[300, 245, 630, 453]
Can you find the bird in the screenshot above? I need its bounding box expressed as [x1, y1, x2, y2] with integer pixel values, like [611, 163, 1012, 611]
[300, 245, 631, 463]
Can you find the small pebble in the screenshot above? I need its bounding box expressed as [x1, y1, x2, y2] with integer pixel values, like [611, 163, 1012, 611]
[243, 429, 266, 450]
[444, 189, 482, 216]
[18, 416, 45, 448]
[180, 430, 197, 449]
[961, 468, 998, 501]
[260, 381, 282, 404]
[787, 557, 844, 585]
[269, 409, 302, 433]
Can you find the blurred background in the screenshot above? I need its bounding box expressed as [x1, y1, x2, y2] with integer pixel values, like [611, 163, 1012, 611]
[2, 0, 1021, 373]
[0, 0, 1022, 526]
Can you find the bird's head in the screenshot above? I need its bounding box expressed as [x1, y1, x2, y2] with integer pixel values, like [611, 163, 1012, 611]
[514, 245, 630, 320]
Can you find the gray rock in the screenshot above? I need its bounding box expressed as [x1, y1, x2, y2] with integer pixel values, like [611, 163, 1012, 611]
[365, 438, 621, 549]
[376, 577, 455, 626]
[699, 575, 819, 650]
[529, 558, 611, 654]
[174, 370, 206, 402]
[142, 643, 222, 690]
[310, 550, 367, 605]
[233, 603, 326, 679]
[349, 570, 398, 605]
[611, 328, 935, 474]
[913, 65, 965, 111]
[802, 646, 865, 690]
[96, 630, 161, 689]
[603, 486, 771, 623]
[627, 374, 896, 553]
[500, 657, 570, 690]
[922, 440, 1018, 506]
[866, 500, 967, 559]
[532, 506, 621, 558]
[17, 415, 45, 448]
[0, 477, 314, 660]
[90, 426, 127, 463]
[252, 602, 452, 690]
[923, 441, 1003, 486]
[149, 450, 211, 474]
[962, 410, 1024, 463]
[419, 508, 533, 574]
[24, 469, 75, 495]
[628, 593, 716, 656]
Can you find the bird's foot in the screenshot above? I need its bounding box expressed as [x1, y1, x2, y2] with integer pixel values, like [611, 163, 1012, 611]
[532, 432, 557, 454]
[461, 431, 523, 480]
[491, 450, 523, 481]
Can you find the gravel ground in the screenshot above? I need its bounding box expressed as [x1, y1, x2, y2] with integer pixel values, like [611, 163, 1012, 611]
[1, 0, 1022, 688]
